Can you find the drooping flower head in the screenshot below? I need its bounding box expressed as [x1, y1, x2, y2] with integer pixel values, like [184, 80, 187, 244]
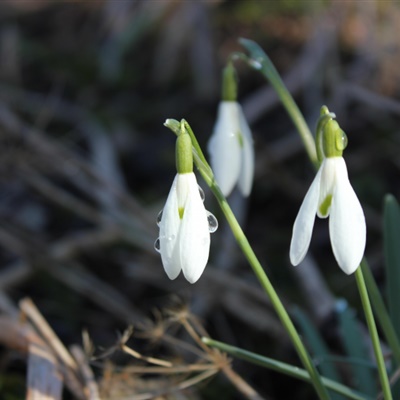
[155, 126, 217, 283]
[290, 106, 366, 274]
[208, 62, 254, 197]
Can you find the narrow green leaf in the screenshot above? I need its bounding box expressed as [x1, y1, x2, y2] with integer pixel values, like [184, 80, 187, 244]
[238, 38, 318, 168]
[202, 337, 371, 400]
[361, 259, 400, 366]
[293, 307, 344, 400]
[383, 194, 400, 396]
[383, 194, 400, 340]
[336, 300, 378, 396]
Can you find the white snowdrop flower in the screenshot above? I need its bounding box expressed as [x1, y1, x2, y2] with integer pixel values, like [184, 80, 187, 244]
[208, 62, 254, 197]
[155, 131, 218, 284]
[208, 101, 254, 197]
[290, 108, 366, 275]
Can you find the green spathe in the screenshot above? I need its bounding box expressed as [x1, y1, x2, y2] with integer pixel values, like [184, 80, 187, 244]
[316, 106, 348, 160]
[322, 120, 348, 158]
[222, 61, 237, 102]
[176, 132, 193, 174]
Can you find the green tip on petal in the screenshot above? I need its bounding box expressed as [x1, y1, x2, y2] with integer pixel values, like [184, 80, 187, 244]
[222, 61, 237, 101]
[237, 131, 244, 148]
[319, 194, 332, 217]
[176, 128, 193, 174]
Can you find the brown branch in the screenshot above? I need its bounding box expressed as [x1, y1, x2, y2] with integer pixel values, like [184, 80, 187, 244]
[19, 298, 86, 400]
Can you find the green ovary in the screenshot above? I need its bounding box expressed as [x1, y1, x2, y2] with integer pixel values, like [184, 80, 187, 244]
[319, 194, 332, 217]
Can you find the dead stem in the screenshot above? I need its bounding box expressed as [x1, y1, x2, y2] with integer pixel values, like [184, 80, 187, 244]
[180, 311, 265, 399]
[137, 308, 213, 359]
[71, 345, 100, 400]
[187, 313, 210, 339]
[104, 368, 219, 400]
[121, 344, 173, 368]
[162, 332, 210, 359]
[180, 317, 213, 356]
[20, 298, 78, 372]
[119, 363, 217, 374]
[221, 364, 265, 400]
[18, 298, 86, 400]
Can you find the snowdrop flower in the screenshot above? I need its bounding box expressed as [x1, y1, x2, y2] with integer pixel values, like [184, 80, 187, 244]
[155, 130, 218, 284]
[208, 63, 254, 197]
[290, 107, 366, 274]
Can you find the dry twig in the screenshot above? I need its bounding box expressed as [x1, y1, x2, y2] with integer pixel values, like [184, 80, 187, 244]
[70, 345, 100, 400]
[20, 298, 86, 400]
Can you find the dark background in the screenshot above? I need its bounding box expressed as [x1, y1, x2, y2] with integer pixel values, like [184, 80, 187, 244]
[0, 1, 399, 399]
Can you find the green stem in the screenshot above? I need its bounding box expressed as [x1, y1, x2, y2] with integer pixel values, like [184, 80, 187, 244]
[355, 267, 392, 400]
[164, 118, 330, 400]
[202, 337, 371, 400]
[361, 260, 400, 366]
[211, 187, 331, 400]
[238, 38, 318, 168]
[238, 37, 398, 399]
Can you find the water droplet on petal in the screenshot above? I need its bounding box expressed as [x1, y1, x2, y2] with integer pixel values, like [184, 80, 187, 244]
[207, 211, 218, 233]
[156, 209, 163, 226]
[154, 238, 161, 253]
[167, 234, 175, 242]
[198, 185, 205, 202]
[335, 129, 348, 151]
[341, 131, 348, 150]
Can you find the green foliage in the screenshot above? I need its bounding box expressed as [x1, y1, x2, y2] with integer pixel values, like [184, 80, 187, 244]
[383, 194, 400, 396]
[336, 300, 378, 396]
[293, 307, 344, 400]
[383, 194, 400, 338]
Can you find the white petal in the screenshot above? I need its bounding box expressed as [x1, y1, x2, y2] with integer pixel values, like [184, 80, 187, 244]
[237, 106, 254, 197]
[329, 158, 366, 274]
[159, 174, 182, 280]
[179, 173, 210, 283]
[208, 102, 241, 197]
[290, 166, 323, 266]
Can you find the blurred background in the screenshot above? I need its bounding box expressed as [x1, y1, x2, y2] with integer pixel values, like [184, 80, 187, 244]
[0, 0, 400, 399]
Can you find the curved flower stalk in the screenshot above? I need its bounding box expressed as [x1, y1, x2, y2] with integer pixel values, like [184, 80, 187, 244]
[165, 118, 331, 400]
[208, 62, 254, 197]
[290, 107, 366, 275]
[155, 128, 218, 284]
